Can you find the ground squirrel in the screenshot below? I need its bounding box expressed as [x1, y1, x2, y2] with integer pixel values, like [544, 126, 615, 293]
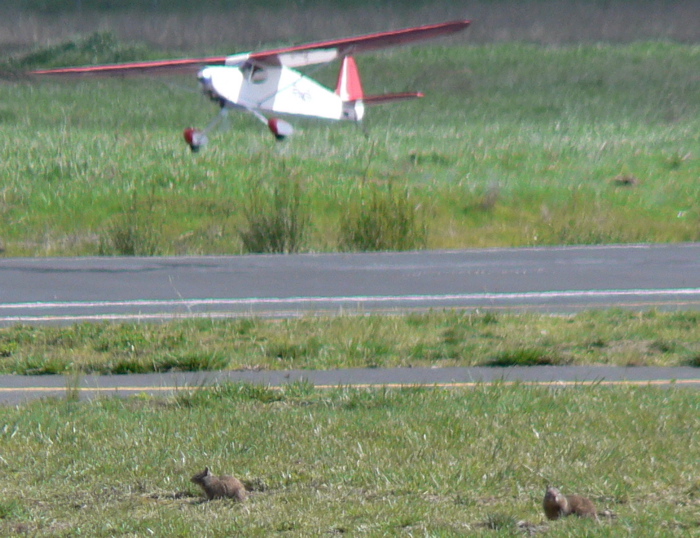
[191, 467, 247, 501]
[543, 486, 597, 520]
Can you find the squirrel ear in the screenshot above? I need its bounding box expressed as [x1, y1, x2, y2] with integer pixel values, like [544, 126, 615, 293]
[204, 467, 210, 474]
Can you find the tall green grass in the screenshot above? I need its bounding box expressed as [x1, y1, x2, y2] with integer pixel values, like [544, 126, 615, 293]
[0, 36, 698, 256]
[338, 181, 427, 251]
[0, 385, 697, 536]
[239, 173, 310, 254]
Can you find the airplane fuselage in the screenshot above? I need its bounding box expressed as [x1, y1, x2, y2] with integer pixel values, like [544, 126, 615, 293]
[197, 64, 363, 122]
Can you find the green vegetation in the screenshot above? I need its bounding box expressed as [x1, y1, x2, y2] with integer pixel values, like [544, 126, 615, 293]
[0, 384, 698, 536]
[1, 31, 154, 71]
[239, 174, 310, 254]
[0, 309, 698, 375]
[0, 34, 698, 256]
[338, 181, 427, 252]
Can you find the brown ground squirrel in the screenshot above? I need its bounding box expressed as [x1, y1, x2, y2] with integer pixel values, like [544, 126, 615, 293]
[543, 486, 597, 520]
[191, 467, 247, 501]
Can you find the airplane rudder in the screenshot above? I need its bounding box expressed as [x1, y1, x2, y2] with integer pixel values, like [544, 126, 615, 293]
[336, 56, 364, 102]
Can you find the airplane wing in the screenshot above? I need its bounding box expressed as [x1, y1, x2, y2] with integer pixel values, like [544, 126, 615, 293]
[28, 20, 470, 77]
[28, 56, 229, 77]
[247, 20, 471, 68]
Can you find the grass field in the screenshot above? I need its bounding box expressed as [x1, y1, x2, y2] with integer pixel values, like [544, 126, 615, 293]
[1, 310, 699, 375]
[0, 384, 698, 536]
[1, 36, 698, 256]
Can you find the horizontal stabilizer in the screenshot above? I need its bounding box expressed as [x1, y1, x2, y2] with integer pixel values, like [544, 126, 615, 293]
[362, 92, 424, 105]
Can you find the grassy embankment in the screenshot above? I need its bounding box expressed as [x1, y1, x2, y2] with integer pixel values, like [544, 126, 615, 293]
[0, 385, 698, 536]
[0, 25, 698, 256]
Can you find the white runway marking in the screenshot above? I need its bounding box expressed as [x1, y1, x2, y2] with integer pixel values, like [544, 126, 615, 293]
[2, 288, 699, 323]
[3, 287, 700, 310]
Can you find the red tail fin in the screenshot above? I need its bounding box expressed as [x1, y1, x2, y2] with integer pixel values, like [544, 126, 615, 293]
[336, 56, 364, 102]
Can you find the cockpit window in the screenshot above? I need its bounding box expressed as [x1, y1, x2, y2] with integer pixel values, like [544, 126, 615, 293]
[242, 63, 267, 84]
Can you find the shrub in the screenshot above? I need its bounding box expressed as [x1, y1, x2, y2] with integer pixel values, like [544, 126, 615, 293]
[338, 183, 427, 252]
[99, 213, 161, 256]
[98, 192, 162, 256]
[485, 347, 563, 366]
[239, 177, 309, 254]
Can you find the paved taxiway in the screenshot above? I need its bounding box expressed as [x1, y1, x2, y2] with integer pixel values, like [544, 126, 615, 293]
[1, 366, 699, 405]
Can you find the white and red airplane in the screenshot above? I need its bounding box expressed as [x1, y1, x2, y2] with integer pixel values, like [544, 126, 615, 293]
[30, 20, 470, 151]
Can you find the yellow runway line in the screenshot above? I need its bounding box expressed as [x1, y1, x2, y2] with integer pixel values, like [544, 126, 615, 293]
[1, 378, 699, 395]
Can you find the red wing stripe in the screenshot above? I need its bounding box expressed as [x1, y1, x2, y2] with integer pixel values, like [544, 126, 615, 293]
[29, 56, 227, 76]
[250, 20, 470, 64]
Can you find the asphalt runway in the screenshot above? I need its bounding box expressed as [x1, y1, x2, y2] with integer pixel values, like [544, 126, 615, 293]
[1, 366, 699, 405]
[1, 243, 700, 324]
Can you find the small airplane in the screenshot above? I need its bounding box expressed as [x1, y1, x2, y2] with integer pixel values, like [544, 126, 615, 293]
[29, 20, 470, 151]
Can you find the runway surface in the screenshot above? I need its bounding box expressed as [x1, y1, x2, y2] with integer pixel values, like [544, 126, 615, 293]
[1, 366, 698, 405]
[1, 243, 699, 324]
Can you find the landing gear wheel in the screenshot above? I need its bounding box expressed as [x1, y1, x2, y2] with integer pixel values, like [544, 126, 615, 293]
[183, 128, 208, 152]
[267, 118, 294, 141]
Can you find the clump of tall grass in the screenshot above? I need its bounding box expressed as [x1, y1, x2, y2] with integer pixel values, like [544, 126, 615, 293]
[98, 214, 161, 256]
[484, 346, 566, 367]
[98, 191, 162, 256]
[483, 513, 517, 531]
[338, 183, 427, 252]
[687, 353, 700, 367]
[0, 499, 25, 521]
[238, 176, 309, 254]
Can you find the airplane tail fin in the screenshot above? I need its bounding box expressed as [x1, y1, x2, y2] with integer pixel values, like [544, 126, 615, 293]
[336, 56, 364, 102]
[336, 56, 365, 122]
[336, 56, 423, 121]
